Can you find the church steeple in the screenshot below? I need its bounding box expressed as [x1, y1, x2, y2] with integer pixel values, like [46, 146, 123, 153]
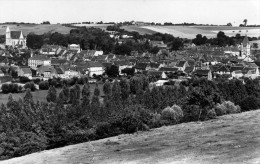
[6, 26, 10, 39]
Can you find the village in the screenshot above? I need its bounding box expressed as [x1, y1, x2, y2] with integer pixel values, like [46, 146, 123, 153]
[0, 25, 260, 90]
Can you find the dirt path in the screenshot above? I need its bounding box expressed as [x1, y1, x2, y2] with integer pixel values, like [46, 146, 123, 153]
[2, 110, 260, 164]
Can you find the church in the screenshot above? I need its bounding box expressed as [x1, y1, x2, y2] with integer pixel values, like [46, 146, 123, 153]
[5, 26, 26, 47]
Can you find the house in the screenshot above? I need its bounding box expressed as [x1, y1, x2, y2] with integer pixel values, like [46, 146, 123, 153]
[37, 65, 56, 79]
[114, 60, 132, 75]
[232, 70, 243, 79]
[5, 26, 26, 47]
[18, 67, 32, 79]
[176, 61, 189, 71]
[147, 71, 167, 79]
[150, 41, 168, 49]
[0, 70, 4, 76]
[54, 67, 65, 78]
[86, 61, 104, 77]
[28, 55, 51, 69]
[147, 62, 161, 71]
[68, 44, 81, 51]
[135, 63, 148, 72]
[158, 67, 178, 73]
[215, 65, 230, 75]
[193, 69, 212, 80]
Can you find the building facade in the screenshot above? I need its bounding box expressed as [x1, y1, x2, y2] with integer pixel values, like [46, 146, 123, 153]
[5, 26, 26, 47]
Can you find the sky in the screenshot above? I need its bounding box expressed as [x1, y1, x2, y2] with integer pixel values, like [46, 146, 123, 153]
[0, 0, 260, 26]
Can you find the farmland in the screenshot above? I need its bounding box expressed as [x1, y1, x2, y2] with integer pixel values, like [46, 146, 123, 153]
[3, 109, 260, 164]
[0, 83, 104, 104]
[121, 25, 260, 39]
[0, 24, 74, 36]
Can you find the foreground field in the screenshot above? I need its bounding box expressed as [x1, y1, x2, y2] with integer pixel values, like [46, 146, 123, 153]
[2, 109, 260, 164]
[0, 24, 74, 35]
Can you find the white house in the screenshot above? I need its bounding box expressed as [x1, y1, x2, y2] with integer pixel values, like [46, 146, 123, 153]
[28, 55, 51, 69]
[87, 62, 104, 77]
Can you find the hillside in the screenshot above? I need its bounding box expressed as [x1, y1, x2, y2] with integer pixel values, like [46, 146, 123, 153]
[2, 110, 260, 164]
[0, 24, 74, 36]
[121, 25, 260, 39]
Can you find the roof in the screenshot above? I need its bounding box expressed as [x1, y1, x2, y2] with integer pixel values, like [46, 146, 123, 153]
[184, 66, 194, 73]
[10, 31, 22, 39]
[135, 63, 148, 70]
[86, 61, 103, 68]
[194, 69, 210, 76]
[147, 71, 163, 76]
[159, 67, 178, 72]
[216, 66, 230, 72]
[0, 76, 12, 83]
[230, 66, 244, 73]
[20, 67, 32, 74]
[29, 55, 50, 61]
[54, 67, 64, 74]
[149, 62, 160, 68]
[176, 61, 187, 67]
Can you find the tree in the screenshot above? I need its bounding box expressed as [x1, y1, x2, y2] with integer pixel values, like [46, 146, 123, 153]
[46, 86, 57, 102]
[62, 85, 70, 102]
[69, 87, 77, 104]
[227, 22, 232, 26]
[170, 38, 183, 51]
[121, 67, 135, 76]
[243, 19, 247, 26]
[74, 83, 81, 100]
[105, 65, 119, 78]
[120, 78, 130, 101]
[26, 33, 44, 49]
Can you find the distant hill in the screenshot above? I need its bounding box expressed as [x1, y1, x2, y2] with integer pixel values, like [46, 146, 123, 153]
[0, 24, 74, 36]
[121, 25, 260, 39]
[2, 110, 260, 164]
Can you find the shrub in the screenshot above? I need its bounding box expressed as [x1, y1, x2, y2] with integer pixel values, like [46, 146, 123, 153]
[19, 76, 30, 83]
[95, 122, 112, 139]
[1, 84, 9, 94]
[206, 109, 217, 119]
[39, 81, 49, 90]
[214, 101, 241, 116]
[240, 96, 260, 112]
[161, 105, 183, 124]
[1, 83, 19, 94]
[182, 105, 201, 122]
[24, 82, 36, 92]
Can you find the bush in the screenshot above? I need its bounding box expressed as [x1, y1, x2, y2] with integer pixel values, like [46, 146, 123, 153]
[95, 122, 112, 139]
[1, 83, 19, 94]
[182, 105, 201, 122]
[24, 82, 36, 92]
[240, 96, 260, 112]
[214, 101, 241, 116]
[161, 105, 183, 124]
[1, 84, 10, 94]
[206, 109, 217, 119]
[19, 76, 30, 83]
[39, 81, 49, 90]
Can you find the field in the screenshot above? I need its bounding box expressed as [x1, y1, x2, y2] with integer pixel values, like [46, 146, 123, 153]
[0, 24, 74, 35]
[0, 83, 104, 104]
[2, 109, 260, 164]
[121, 25, 260, 39]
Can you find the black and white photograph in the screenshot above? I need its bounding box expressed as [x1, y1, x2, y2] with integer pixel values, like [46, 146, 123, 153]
[0, 0, 260, 163]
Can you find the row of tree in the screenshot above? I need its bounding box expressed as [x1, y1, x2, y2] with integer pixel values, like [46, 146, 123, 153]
[1, 75, 260, 160]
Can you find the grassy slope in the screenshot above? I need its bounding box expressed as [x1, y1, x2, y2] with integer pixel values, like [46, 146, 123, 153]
[0, 24, 74, 35]
[2, 110, 260, 164]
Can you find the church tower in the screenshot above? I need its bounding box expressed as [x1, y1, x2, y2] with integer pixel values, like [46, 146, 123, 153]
[241, 35, 250, 57]
[6, 26, 10, 39]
